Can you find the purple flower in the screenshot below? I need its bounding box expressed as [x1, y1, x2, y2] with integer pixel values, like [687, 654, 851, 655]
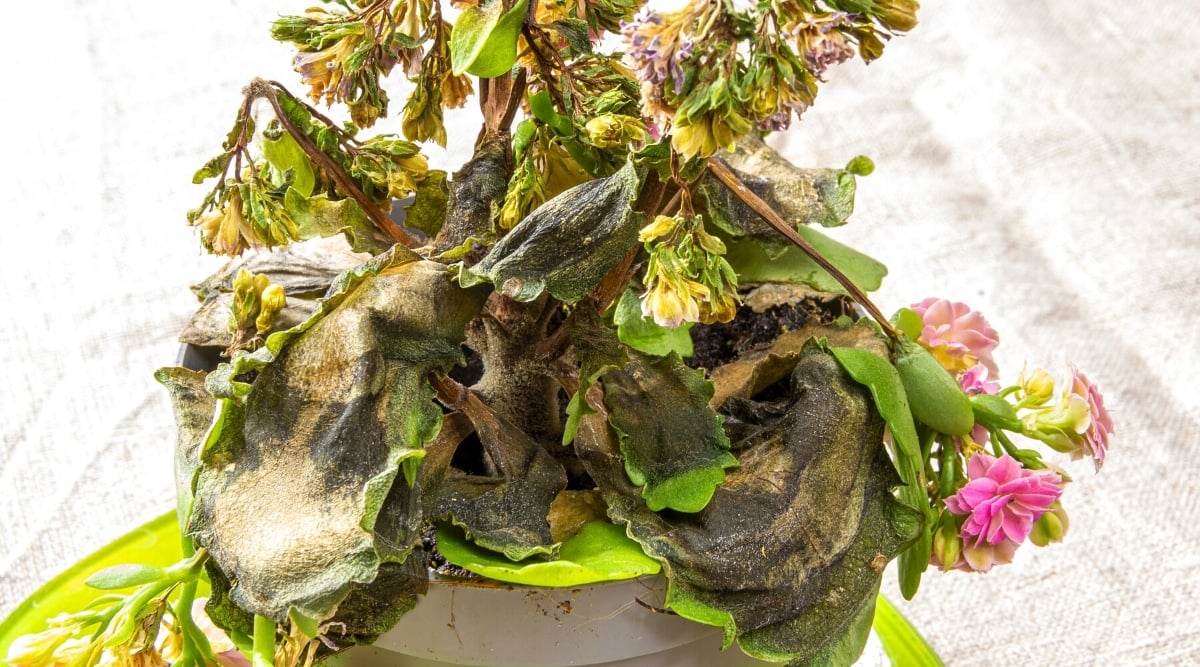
[911, 298, 1000, 375]
[945, 453, 1062, 547]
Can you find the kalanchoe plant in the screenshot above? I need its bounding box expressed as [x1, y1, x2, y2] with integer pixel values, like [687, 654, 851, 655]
[8, 0, 1114, 666]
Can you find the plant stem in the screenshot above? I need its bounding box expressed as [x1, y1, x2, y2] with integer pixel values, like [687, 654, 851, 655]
[252, 614, 276, 667]
[706, 157, 899, 340]
[246, 79, 419, 247]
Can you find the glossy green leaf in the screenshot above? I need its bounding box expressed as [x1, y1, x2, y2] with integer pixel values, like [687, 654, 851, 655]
[829, 345, 932, 599]
[449, 0, 529, 78]
[611, 287, 693, 357]
[434, 520, 660, 587]
[722, 224, 887, 294]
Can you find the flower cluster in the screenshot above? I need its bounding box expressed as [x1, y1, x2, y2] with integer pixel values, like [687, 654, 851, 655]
[620, 0, 918, 157]
[272, 1, 425, 128]
[639, 214, 738, 328]
[901, 298, 1113, 573]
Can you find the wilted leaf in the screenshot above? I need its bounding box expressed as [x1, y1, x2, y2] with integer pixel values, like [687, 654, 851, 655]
[601, 353, 737, 513]
[179, 238, 370, 349]
[189, 246, 487, 622]
[575, 343, 920, 665]
[284, 189, 392, 254]
[153, 366, 214, 531]
[422, 392, 567, 561]
[403, 169, 449, 236]
[460, 161, 642, 303]
[711, 135, 862, 231]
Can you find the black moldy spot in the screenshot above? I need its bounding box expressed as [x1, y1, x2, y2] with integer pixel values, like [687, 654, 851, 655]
[687, 290, 854, 372]
[422, 525, 480, 580]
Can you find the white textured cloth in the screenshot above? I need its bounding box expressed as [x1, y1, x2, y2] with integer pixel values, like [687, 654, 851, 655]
[2, 1, 1196, 664]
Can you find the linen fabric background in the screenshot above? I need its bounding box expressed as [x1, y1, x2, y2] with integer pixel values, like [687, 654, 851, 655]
[2, 1, 1196, 664]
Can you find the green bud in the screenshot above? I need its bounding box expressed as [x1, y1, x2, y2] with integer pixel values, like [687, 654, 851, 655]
[931, 517, 962, 570]
[1029, 504, 1069, 547]
[895, 337, 975, 435]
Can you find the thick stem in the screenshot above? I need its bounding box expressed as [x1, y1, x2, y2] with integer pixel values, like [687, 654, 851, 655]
[466, 294, 564, 448]
[707, 158, 900, 340]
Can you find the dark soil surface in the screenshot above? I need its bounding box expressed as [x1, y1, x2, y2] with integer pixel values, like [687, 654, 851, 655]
[687, 290, 854, 371]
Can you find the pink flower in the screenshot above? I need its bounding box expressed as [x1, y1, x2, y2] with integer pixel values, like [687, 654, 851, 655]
[959, 538, 1020, 572]
[945, 453, 1062, 547]
[911, 298, 1000, 375]
[958, 363, 1000, 396]
[1067, 365, 1113, 472]
[936, 538, 1021, 573]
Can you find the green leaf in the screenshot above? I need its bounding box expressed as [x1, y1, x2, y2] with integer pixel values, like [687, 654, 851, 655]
[84, 564, 168, 590]
[890, 307, 923, 341]
[288, 608, 320, 640]
[460, 160, 642, 303]
[611, 287, 693, 357]
[873, 595, 946, 666]
[434, 520, 660, 587]
[829, 346, 932, 599]
[403, 169, 449, 236]
[449, 0, 529, 78]
[283, 188, 391, 254]
[262, 129, 316, 197]
[894, 337, 974, 436]
[722, 224, 888, 293]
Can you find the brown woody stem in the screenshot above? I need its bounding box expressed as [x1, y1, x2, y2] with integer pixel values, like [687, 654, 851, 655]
[247, 79, 419, 248]
[707, 157, 899, 339]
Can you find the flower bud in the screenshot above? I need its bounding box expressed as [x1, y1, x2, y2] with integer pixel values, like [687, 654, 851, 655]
[1021, 368, 1056, 404]
[931, 518, 962, 571]
[255, 284, 287, 334]
[1029, 503, 1069, 547]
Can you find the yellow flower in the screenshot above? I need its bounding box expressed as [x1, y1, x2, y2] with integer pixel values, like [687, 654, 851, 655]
[256, 284, 287, 334]
[293, 37, 359, 107]
[670, 110, 752, 159]
[1019, 367, 1056, 404]
[583, 114, 646, 149]
[638, 215, 681, 243]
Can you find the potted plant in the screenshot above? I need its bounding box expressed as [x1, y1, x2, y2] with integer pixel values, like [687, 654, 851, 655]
[2, 0, 1114, 666]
